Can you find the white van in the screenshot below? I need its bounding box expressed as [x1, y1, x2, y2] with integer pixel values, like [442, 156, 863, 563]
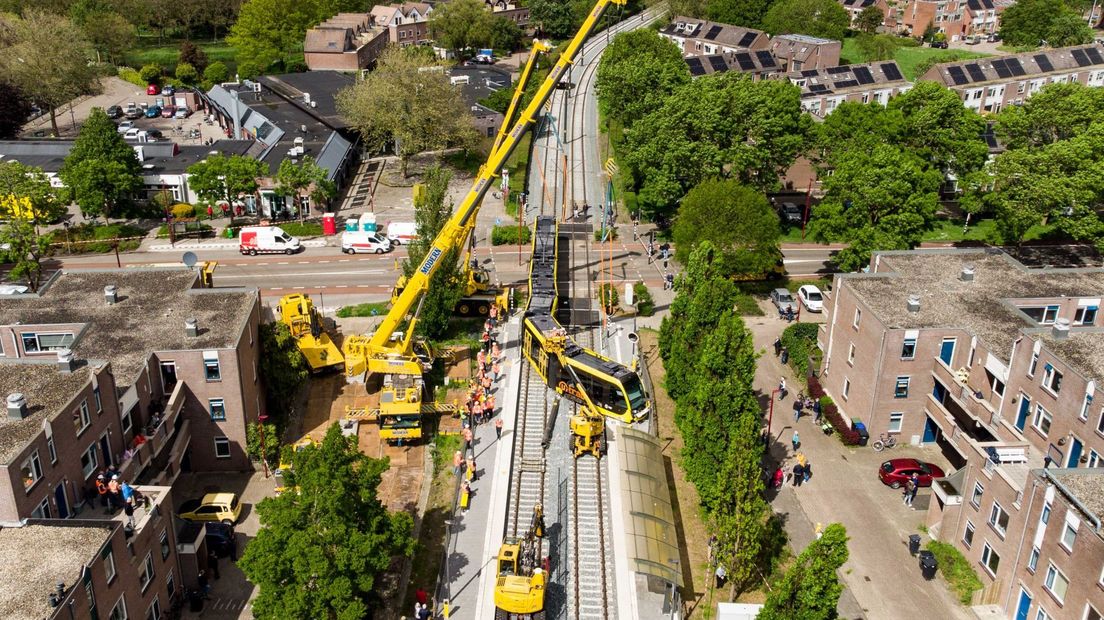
[385, 222, 418, 246]
[341, 231, 392, 254]
[239, 226, 302, 255]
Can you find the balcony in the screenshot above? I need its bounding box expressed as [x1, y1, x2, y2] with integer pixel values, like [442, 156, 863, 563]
[118, 381, 189, 483]
[932, 358, 1001, 430]
[73, 484, 172, 535]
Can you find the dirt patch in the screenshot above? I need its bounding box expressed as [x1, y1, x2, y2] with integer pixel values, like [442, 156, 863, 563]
[640, 329, 714, 618]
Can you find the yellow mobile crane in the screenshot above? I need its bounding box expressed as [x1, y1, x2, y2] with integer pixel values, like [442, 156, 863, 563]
[494, 504, 547, 619]
[342, 0, 622, 444]
[278, 293, 345, 373]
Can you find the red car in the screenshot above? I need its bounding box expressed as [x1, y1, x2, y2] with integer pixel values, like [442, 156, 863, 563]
[146, 84, 160, 95]
[878, 458, 945, 489]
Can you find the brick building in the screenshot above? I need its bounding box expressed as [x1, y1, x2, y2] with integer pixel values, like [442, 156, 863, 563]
[773, 61, 911, 117]
[921, 44, 1104, 114]
[304, 4, 433, 72]
[840, 0, 892, 29]
[684, 50, 781, 79]
[895, 0, 1005, 41]
[769, 34, 842, 73]
[659, 16, 770, 56]
[817, 248, 1104, 616]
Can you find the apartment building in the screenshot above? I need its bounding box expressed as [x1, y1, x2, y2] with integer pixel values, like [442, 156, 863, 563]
[895, 0, 1004, 40]
[304, 3, 433, 71]
[659, 16, 770, 56]
[921, 44, 1104, 114]
[769, 34, 842, 73]
[487, 0, 529, 27]
[818, 248, 1104, 616]
[684, 49, 781, 79]
[773, 61, 911, 117]
[840, 0, 892, 29]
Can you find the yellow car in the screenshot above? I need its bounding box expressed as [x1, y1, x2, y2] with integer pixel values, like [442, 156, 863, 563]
[177, 493, 242, 525]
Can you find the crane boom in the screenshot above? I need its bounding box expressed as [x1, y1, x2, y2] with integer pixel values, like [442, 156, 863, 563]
[366, 0, 626, 354]
[490, 39, 550, 159]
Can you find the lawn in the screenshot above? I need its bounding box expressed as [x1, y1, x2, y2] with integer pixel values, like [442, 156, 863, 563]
[124, 38, 237, 73]
[839, 37, 991, 80]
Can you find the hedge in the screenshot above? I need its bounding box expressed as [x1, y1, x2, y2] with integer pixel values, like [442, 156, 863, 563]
[808, 375, 861, 445]
[926, 540, 983, 605]
[780, 322, 819, 378]
[491, 225, 532, 246]
[633, 282, 655, 316]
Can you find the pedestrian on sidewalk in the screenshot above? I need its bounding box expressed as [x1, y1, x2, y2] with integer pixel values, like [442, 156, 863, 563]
[495, 417, 503, 439]
[415, 588, 428, 607]
[778, 377, 787, 400]
[773, 338, 782, 356]
[793, 399, 802, 422]
[813, 399, 822, 424]
[453, 450, 463, 475]
[492, 342, 502, 361]
[714, 565, 727, 589]
[803, 461, 812, 483]
[793, 462, 804, 487]
[903, 478, 916, 506]
[791, 431, 800, 452]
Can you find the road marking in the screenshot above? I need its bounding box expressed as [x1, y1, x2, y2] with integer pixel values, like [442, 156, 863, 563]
[319, 260, 331, 263]
[277, 261, 289, 265]
[336, 285, 348, 288]
[294, 286, 304, 289]
[257, 262, 269, 266]
[339, 259, 351, 262]
[271, 287, 284, 290]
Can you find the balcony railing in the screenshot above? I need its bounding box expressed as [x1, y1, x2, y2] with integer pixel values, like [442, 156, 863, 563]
[118, 381, 186, 481]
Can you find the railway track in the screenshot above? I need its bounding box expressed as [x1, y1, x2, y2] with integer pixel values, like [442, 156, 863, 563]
[509, 361, 550, 538]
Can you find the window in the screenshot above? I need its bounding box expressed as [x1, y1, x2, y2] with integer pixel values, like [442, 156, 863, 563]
[1030, 352, 1039, 377]
[20, 450, 42, 490]
[105, 549, 116, 583]
[1087, 605, 1102, 620]
[146, 597, 162, 620]
[166, 571, 176, 606]
[901, 337, 917, 360]
[1044, 563, 1069, 602]
[971, 482, 984, 507]
[139, 552, 155, 592]
[209, 399, 226, 421]
[1081, 394, 1093, 421]
[85, 579, 95, 610]
[214, 437, 231, 459]
[1028, 546, 1040, 572]
[1022, 306, 1060, 324]
[74, 401, 91, 434]
[988, 502, 1010, 536]
[203, 351, 221, 381]
[1041, 502, 1052, 524]
[848, 343, 856, 365]
[895, 376, 911, 398]
[109, 597, 128, 620]
[991, 377, 1005, 397]
[853, 308, 862, 328]
[1037, 609, 1051, 620]
[121, 408, 132, 435]
[1061, 513, 1079, 551]
[20, 332, 74, 353]
[888, 412, 904, 433]
[1075, 306, 1098, 326]
[47, 437, 56, 464]
[1089, 450, 1102, 468]
[93, 386, 102, 413]
[963, 521, 975, 548]
[31, 497, 51, 518]
[160, 530, 170, 561]
[981, 542, 1000, 574]
[843, 378, 851, 400]
[1033, 403, 1053, 436]
[1042, 364, 1063, 394]
[81, 443, 98, 479]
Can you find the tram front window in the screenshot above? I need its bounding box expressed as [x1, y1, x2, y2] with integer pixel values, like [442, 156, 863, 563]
[623, 376, 647, 413]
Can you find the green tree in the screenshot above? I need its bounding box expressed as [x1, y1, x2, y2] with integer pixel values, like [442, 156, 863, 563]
[623, 73, 809, 219]
[996, 82, 1104, 149]
[79, 11, 136, 65]
[853, 33, 900, 61]
[139, 63, 162, 84]
[337, 47, 477, 177]
[0, 10, 100, 137]
[175, 62, 199, 84]
[888, 80, 988, 175]
[761, 0, 850, 39]
[186, 154, 268, 207]
[402, 166, 464, 338]
[259, 322, 309, 420]
[999, 0, 1090, 46]
[179, 39, 209, 72]
[672, 179, 781, 278]
[596, 29, 690, 129]
[58, 108, 142, 220]
[706, 0, 774, 28]
[669, 0, 708, 18]
[809, 101, 903, 171]
[246, 422, 281, 467]
[527, 0, 590, 38]
[239, 423, 415, 620]
[0, 161, 63, 225]
[428, 0, 494, 58]
[276, 155, 329, 220]
[488, 16, 523, 52]
[0, 219, 53, 291]
[855, 5, 885, 33]
[203, 60, 231, 85]
[1046, 12, 1094, 46]
[228, 0, 322, 76]
[758, 523, 850, 620]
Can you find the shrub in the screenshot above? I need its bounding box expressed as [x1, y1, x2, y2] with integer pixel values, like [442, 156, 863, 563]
[279, 222, 323, 237]
[175, 62, 198, 84]
[171, 203, 195, 219]
[780, 322, 819, 378]
[139, 63, 163, 84]
[491, 224, 532, 245]
[825, 401, 861, 445]
[594, 226, 619, 241]
[117, 66, 143, 87]
[926, 540, 983, 604]
[598, 283, 619, 314]
[336, 302, 389, 318]
[633, 282, 655, 316]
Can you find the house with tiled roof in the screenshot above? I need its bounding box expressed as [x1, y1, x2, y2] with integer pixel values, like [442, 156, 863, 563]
[773, 61, 912, 117]
[683, 49, 781, 79]
[659, 16, 770, 57]
[769, 34, 842, 73]
[895, 0, 1005, 40]
[839, 0, 892, 29]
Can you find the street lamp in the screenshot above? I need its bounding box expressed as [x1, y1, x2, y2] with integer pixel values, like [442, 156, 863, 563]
[442, 519, 453, 620]
[258, 414, 270, 478]
[767, 388, 782, 444]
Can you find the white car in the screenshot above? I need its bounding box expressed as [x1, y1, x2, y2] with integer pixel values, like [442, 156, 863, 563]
[341, 232, 392, 254]
[116, 121, 135, 133]
[174, 107, 190, 119]
[797, 285, 824, 312]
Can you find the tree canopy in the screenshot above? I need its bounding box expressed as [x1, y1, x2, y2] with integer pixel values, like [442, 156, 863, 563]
[527, 0, 590, 38]
[0, 219, 52, 292]
[0, 82, 33, 140]
[258, 322, 309, 422]
[403, 165, 464, 339]
[337, 47, 477, 176]
[622, 73, 809, 219]
[855, 5, 885, 33]
[276, 155, 334, 217]
[239, 424, 415, 620]
[995, 81, 1104, 149]
[186, 154, 268, 207]
[758, 523, 850, 620]
[0, 161, 63, 225]
[58, 108, 142, 219]
[672, 178, 781, 278]
[228, 0, 324, 76]
[706, 0, 774, 28]
[761, 0, 850, 40]
[595, 29, 691, 130]
[999, 0, 1093, 47]
[428, 0, 510, 57]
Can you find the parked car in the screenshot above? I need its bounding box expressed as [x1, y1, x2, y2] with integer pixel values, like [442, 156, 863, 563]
[174, 107, 190, 119]
[177, 492, 242, 524]
[146, 84, 159, 95]
[781, 202, 803, 224]
[987, 33, 1001, 43]
[930, 40, 948, 48]
[122, 128, 142, 141]
[797, 285, 824, 312]
[341, 231, 392, 254]
[384, 221, 418, 245]
[145, 105, 161, 118]
[116, 121, 135, 133]
[205, 522, 236, 558]
[878, 458, 945, 489]
[965, 35, 981, 45]
[105, 105, 122, 119]
[161, 105, 175, 118]
[239, 226, 302, 255]
[145, 129, 164, 140]
[770, 288, 797, 314]
[161, 85, 175, 96]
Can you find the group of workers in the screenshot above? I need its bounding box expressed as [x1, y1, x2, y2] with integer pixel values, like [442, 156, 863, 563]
[455, 305, 507, 512]
[93, 468, 146, 527]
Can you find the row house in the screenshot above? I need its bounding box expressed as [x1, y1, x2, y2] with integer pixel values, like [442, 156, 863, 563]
[487, 0, 530, 27]
[684, 49, 781, 79]
[895, 0, 1005, 40]
[818, 248, 1104, 617]
[305, 3, 433, 72]
[773, 61, 911, 117]
[769, 34, 842, 73]
[659, 16, 770, 57]
[840, 0, 893, 29]
[921, 44, 1104, 114]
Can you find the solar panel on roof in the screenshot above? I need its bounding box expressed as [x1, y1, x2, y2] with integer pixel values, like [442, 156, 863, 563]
[1034, 54, 1054, 72]
[809, 84, 829, 93]
[735, 53, 756, 70]
[946, 65, 969, 86]
[756, 50, 775, 66]
[826, 66, 850, 74]
[686, 57, 705, 76]
[853, 66, 874, 84]
[802, 69, 819, 76]
[709, 55, 728, 72]
[881, 63, 904, 81]
[1006, 58, 1026, 76]
[834, 79, 859, 88]
[737, 31, 758, 47]
[1086, 48, 1104, 65]
[704, 25, 722, 40]
[1071, 48, 1091, 67]
[991, 58, 1011, 79]
[965, 63, 986, 81]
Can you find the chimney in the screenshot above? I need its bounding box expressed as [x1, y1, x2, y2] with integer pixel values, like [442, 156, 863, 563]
[185, 318, 198, 337]
[1053, 318, 1070, 339]
[7, 393, 28, 420]
[56, 348, 75, 373]
[960, 264, 975, 281]
[907, 294, 921, 313]
[104, 285, 118, 305]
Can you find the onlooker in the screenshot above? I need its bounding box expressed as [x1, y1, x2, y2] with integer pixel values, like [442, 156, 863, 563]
[791, 431, 800, 452]
[793, 399, 802, 422]
[495, 417, 503, 439]
[778, 377, 787, 399]
[715, 565, 727, 589]
[793, 462, 804, 487]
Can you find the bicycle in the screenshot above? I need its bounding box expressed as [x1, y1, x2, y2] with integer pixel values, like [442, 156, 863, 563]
[871, 432, 897, 452]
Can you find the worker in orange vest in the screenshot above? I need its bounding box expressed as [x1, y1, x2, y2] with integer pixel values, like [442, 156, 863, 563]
[95, 474, 109, 509]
